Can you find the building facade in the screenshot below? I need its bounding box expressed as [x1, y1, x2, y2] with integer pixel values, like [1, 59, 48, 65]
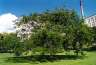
[85, 15, 96, 27]
[14, 17, 40, 41]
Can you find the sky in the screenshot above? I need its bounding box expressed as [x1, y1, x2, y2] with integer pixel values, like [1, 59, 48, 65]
[0, 0, 96, 32]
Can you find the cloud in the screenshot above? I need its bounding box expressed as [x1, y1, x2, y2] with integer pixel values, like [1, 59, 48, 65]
[0, 13, 18, 33]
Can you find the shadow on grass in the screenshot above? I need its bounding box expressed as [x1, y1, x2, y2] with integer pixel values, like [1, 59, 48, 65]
[5, 55, 84, 63]
[83, 46, 96, 52]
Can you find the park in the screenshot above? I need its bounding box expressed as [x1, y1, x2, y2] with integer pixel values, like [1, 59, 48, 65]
[0, 0, 96, 65]
[0, 8, 96, 65]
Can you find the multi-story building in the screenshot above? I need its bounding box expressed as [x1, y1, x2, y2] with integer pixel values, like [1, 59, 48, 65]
[14, 17, 40, 41]
[16, 21, 39, 41]
[85, 14, 96, 27]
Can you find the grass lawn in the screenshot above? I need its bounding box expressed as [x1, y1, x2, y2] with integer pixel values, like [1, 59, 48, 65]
[0, 51, 96, 65]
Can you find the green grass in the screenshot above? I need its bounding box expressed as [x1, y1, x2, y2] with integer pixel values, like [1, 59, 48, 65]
[0, 51, 96, 65]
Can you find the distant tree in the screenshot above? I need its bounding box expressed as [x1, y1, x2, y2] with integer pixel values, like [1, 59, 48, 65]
[0, 33, 20, 53]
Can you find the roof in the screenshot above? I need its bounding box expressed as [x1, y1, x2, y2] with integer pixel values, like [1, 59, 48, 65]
[85, 13, 96, 19]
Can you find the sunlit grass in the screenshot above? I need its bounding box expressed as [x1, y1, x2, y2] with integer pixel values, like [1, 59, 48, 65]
[0, 51, 96, 65]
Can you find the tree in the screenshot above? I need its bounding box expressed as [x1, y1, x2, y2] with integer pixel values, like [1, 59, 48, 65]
[73, 22, 93, 55]
[0, 33, 20, 53]
[14, 8, 93, 56]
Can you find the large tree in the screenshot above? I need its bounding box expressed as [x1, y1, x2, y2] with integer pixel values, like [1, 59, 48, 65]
[14, 8, 93, 56]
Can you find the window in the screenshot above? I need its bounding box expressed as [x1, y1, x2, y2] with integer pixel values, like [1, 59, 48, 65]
[95, 16, 96, 22]
[91, 17, 94, 22]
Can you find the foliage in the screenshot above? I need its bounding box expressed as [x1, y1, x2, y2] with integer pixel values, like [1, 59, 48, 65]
[0, 8, 94, 57]
[13, 8, 94, 56]
[26, 29, 63, 55]
[0, 33, 20, 53]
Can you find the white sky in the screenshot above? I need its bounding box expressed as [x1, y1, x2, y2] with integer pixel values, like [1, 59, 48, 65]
[0, 13, 18, 33]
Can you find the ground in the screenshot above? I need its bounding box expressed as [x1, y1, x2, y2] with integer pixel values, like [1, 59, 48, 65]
[0, 51, 96, 65]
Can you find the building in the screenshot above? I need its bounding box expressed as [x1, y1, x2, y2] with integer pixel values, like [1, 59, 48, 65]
[16, 21, 39, 41]
[14, 17, 40, 41]
[85, 14, 96, 27]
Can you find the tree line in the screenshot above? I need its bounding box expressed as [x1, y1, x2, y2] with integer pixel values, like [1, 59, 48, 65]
[0, 8, 96, 56]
